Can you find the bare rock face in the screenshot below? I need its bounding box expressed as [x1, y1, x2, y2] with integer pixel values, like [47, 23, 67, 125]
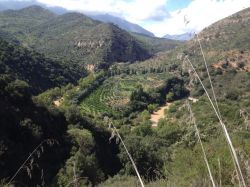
[75, 39, 106, 50]
[75, 40, 105, 49]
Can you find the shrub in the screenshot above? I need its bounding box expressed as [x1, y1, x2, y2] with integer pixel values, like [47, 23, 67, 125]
[224, 90, 239, 100]
[166, 92, 174, 102]
[56, 128, 105, 186]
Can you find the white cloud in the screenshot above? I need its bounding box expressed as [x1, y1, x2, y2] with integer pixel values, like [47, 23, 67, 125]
[36, 0, 170, 21]
[143, 0, 250, 37]
[18, 0, 250, 36]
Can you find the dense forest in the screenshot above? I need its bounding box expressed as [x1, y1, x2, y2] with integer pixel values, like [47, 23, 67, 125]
[0, 5, 250, 187]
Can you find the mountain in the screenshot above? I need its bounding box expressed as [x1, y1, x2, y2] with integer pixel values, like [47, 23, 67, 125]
[0, 6, 181, 68]
[0, 5, 57, 36]
[181, 7, 250, 73]
[90, 14, 154, 37]
[0, 6, 157, 67]
[163, 32, 194, 41]
[0, 36, 83, 94]
[154, 7, 250, 74]
[198, 7, 250, 50]
[0, 1, 153, 37]
[30, 12, 152, 65]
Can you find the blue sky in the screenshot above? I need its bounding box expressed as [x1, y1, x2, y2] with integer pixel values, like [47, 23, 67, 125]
[166, 0, 191, 11]
[1, 0, 250, 36]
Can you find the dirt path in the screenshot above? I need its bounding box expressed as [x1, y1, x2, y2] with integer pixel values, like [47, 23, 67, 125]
[150, 102, 171, 127]
[188, 97, 198, 103]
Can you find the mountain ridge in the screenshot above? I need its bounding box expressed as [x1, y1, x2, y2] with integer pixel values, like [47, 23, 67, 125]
[0, 6, 180, 68]
[0, 1, 154, 37]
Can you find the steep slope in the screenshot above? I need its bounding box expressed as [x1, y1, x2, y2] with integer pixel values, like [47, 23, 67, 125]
[182, 7, 250, 73]
[0, 6, 156, 68]
[0, 5, 57, 47]
[87, 23, 151, 62]
[198, 7, 250, 50]
[0, 37, 82, 94]
[31, 14, 151, 65]
[90, 14, 154, 37]
[136, 7, 250, 72]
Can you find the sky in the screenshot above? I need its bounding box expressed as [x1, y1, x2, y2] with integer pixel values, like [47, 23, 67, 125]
[1, 0, 250, 36]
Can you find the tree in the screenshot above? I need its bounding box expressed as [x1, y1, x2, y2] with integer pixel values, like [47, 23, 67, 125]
[147, 104, 158, 113]
[129, 86, 150, 111]
[57, 129, 104, 186]
[119, 135, 166, 180]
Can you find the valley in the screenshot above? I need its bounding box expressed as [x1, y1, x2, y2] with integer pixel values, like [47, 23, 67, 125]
[0, 4, 249, 187]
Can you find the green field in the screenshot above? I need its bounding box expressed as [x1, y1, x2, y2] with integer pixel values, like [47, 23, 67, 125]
[79, 73, 168, 116]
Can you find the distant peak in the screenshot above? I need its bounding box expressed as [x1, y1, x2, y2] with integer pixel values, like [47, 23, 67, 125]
[88, 14, 154, 37]
[59, 12, 99, 24]
[18, 5, 55, 16]
[163, 32, 194, 41]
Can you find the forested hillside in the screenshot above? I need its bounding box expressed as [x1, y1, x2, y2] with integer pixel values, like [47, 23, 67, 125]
[0, 6, 180, 69]
[0, 37, 83, 94]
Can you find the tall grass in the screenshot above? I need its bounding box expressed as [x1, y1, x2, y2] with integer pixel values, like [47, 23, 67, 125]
[218, 158, 222, 187]
[184, 56, 247, 187]
[195, 34, 221, 118]
[7, 139, 58, 186]
[240, 109, 250, 130]
[186, 101, 216, 187]
[195, 34, 247, 187]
